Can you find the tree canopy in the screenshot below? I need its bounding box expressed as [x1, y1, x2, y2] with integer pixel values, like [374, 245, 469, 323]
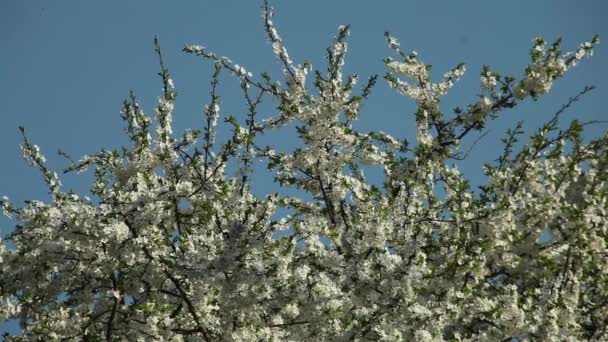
[1, 2, 607, 341]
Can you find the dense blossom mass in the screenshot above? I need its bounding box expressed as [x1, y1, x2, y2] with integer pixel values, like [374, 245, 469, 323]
[1, 2, 607, 341]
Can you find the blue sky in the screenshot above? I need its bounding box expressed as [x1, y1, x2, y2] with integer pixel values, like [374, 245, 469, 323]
[1, 0, 607, 336]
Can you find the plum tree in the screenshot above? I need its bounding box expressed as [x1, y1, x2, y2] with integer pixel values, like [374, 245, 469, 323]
[1, 1, 606, 341]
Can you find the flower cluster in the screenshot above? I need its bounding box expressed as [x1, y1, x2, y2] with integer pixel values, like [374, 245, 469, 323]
[513, 36, 599, 100]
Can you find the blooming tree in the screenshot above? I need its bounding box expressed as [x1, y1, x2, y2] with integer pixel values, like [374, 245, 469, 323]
[1, 2, 607, 341]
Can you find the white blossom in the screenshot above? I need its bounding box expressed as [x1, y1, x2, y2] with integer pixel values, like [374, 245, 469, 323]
[0, 6, 604, 342]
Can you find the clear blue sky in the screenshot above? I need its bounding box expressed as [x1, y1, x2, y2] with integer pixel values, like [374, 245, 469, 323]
[1, 0, 606, 336]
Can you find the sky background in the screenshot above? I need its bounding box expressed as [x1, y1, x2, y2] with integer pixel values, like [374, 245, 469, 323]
[1, 0, 607, 335]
